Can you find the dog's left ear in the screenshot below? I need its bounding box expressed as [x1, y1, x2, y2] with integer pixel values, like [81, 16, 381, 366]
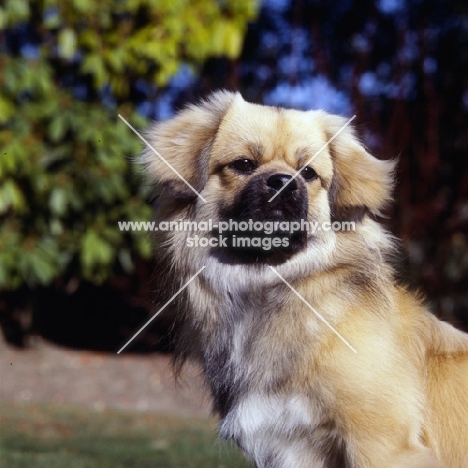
[324, 115, 396, 222]
[141, 91, 237, 201]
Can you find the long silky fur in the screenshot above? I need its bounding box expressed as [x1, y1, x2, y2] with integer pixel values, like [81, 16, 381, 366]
[143, 92, 468, 468]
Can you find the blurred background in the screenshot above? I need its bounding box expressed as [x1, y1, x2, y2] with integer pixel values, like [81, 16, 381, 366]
[0, 0, 467, 466]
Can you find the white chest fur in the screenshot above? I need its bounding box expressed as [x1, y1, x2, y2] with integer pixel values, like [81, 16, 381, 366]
[219, 393, 331, 468]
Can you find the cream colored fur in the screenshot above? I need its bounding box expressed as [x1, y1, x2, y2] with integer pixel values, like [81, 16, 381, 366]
[142, 91, 468, 468]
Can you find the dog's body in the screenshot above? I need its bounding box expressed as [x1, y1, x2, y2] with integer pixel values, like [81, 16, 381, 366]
[142, 92, 468, 467]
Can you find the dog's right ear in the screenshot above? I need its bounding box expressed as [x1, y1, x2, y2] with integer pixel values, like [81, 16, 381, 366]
[323, 114, 396, 222]
[141, 91, 236, 201]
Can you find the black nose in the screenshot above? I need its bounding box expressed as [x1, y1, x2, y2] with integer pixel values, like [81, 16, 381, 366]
[266, 174, 297, 196]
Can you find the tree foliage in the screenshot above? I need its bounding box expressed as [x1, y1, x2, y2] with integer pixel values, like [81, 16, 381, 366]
[0, 0, 258, 289]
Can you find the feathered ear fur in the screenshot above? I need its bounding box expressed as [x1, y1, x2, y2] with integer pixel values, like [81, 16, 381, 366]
[324, 115, 396, 222]
[142, 91, 237, 200]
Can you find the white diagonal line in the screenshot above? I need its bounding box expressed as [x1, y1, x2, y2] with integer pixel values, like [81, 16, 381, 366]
[118, 114, 207, 203]
[268, 266, 357, 353]
[268, 115, 356, 202]
[117, 266, 206, 354]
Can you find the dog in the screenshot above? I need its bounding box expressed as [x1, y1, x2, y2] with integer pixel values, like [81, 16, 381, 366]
[141, 91, 468, 468]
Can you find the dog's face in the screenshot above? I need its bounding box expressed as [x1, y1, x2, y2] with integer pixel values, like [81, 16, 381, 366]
[208, 102, 331, 261]
[143, 92, 394, 266]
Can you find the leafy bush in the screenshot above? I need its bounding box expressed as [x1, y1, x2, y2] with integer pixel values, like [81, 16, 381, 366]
[0, 57, 151, 286]
[0, 0, 258, 289]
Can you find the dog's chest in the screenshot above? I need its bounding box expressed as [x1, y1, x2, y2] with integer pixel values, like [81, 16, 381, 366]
[220, 391, 313, 439]
[220, 392, 344, 468]
[204, 292, 305, 411]
[201, 289, 349, 467]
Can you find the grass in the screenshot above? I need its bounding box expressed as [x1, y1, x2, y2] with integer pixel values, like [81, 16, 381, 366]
[0, 402, 252, 468]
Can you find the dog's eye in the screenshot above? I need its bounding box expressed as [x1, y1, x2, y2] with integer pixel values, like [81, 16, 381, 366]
[229, 158, 257, 174]
[300, 166, 318, 181]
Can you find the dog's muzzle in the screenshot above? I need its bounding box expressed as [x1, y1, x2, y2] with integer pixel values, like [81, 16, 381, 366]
[215, 171, 309, 261]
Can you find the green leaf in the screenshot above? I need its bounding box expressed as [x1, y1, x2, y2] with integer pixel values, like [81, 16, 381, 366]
[81, 54, 106, 87]
[58, 28, 77, 59]
[72, 0, 94, 14]
[29, 251, 57, 285]
[49, 189, 68, 216]
[81, 230, 114, 267]
[134, 233, 152, 259]
[0, 94, 15, 124]
[0, 8, 6, 29]
[4, 0, 30, 26]
[0, 180, 26, 214]
[48, 115, 68, 142]
[224, 21, 244, 59]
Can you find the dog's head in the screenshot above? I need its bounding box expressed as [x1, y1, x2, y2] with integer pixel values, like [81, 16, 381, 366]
[142, 91, 395, 264]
